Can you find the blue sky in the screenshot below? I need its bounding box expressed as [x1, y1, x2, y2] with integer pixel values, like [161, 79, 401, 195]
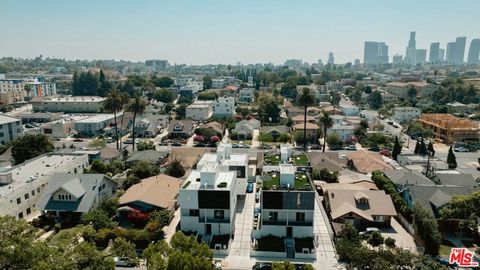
[1, 0, 479, 64]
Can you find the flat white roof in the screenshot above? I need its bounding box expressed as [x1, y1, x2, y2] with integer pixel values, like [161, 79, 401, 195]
[41, 96, 106, 102]
[0, 114, 21, 125]
[279, 163, 295, 174]
[75, 114, 116, 123]
[0, 153, 87, 197]
[198, 152, 248, 167]
[184, 170, 235, 190]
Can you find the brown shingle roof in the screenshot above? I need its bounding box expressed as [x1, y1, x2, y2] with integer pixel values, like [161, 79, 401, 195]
[292, 122, 319, 130]
[346, 150, 393, 174]
[327, 189, 397, 221]
[119, 174, 181, 210]
[169, 147, 214, 168]
[201, 121, 224, 134]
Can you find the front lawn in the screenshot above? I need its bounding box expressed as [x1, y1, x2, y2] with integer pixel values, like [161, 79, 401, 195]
[257, 235, 285, 252]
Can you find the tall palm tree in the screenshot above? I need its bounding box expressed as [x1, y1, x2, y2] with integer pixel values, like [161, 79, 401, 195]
[104, 89, 122, 149]
[297, 88, 315, 151]
[126, 95, 147, 151]
[320, 110, 333, 153]
[118, 92, 131, 149]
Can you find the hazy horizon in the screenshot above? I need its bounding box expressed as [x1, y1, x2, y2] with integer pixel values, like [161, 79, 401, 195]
[1, 0, 479, 65]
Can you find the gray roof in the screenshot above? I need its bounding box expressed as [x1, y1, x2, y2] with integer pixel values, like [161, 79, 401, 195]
[384, 169, 434, 186]
[37, 173, 115, 213]
[436, 173, 478, 187]
[168, 120, 194, 134]
[409, 185, 474, 217]
[261, 125, 289, 134]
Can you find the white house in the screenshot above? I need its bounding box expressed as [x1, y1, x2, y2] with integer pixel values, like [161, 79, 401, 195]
[197, 143, 249, 196]
[239, 88, 255, 103]
[393, 107, 421, 123]
[339, 104, 360, 116]
[0, 115, 23, 144]
[213, 96, 235, 118]
[179, 162, 237, 244]
[0, 153, 90, 220]
[186, 101, 213, 121]
[330, 124, 356, 141]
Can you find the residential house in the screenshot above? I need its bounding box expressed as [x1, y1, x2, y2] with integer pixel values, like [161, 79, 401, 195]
[324, 189, 397, 232]
[386, 81, 438, 99]
[446, 102, 476, 114]
[292, 122, 320, 140]
[261, 125, 290, 140]
[0, 153, 90, 219]
[346, 150, 393, 174]
[37, 173, 117, 219]
[291, 115, 315, 125]
[330, 124, 356, 142]
[118, 174, 181, 219]
[135, 115, 169, 138]
[200, 121, 224, 136]
[307, 152, 347, 172]
[339, 104, 360, 116]
[239, 88, 255, 104]
[169, 147, 214, 169]
[392, 107, 421, 123]
[231, 119, 260, 140]
[126, 150, 169, 166]
[168, 120, 195, 138]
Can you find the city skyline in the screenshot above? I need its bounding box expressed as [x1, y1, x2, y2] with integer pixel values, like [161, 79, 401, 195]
[1, 0, 480, 65]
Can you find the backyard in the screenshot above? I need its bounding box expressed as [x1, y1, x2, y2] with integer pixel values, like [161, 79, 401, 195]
[256, 235, 286, 252]
[263, 154, 310, 166]
[261, 172, 311, 190]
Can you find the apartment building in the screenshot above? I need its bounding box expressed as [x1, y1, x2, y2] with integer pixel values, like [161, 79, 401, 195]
[392, 106, 421, 123]
[186, 101, 213, 121]
[386, 81, 438, 99]
[0, 153, 90, 219]
[253, 163, 315, 259]
[32, 96, 106, 113]
[179, 162, 237, 243]
[73, 114, 118, 137]
[197, 143, 249, 196]
[239, 88, 255, 103]
[339, 104, 360, 116]
[0, 115, 23, 144]
[213, 96, 235, 118]
[418, 114, 480, 143]
[0, 78, 56, 104]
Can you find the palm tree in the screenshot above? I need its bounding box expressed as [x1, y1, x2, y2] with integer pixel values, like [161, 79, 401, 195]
[118, 92, 131, 149]
[297, 88, 315, 151]
[104, 89, 122, 149]
[126, 95, 147, 151]
[320, 110, 333, 153]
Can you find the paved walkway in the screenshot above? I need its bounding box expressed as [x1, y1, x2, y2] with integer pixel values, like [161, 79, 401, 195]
[313, 195, 342, 269]
[251, 129, 260, 148]
[162, 208, 181, 244]
[223, 186, 256, 269]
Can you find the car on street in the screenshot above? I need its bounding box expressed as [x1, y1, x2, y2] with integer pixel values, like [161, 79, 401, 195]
[345, 144, 356, 150]
[106, 137, 114, 143]
[309, 144, 322, 150]
[255, 192, 260, 202]
[369, 145, 380, 152]
[392, 123, 400, 128]
[387, 120, 394, 125]
[246, 182, 254, 193]
[73, 138, 83, 142]
[171, 142, 182, 147]
[113, 257, 135, 267]
[454, 146, 469, 152]
[329, 145, 342, 150]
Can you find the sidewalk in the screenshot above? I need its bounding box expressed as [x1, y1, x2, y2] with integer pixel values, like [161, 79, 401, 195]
[162, 208, 180, 244]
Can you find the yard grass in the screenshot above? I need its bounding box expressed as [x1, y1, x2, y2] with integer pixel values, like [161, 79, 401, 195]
[257, 235, 285, 252]
[294, 237, 314, 253]
[229, 139, 252, 145]
[48, 226, 84, 247]
[262, 174, 280, 190]
[264, 154, 281, 165]
[261, 172, 311, 190]
[292, 154, 309, 166]
[294, 172, 312, 190]
[439, 240, 456, 257]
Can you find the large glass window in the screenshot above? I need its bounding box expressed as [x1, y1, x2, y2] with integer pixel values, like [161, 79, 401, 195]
[269, 211, 278, 221]
[214, 210, 224, 220]
[296, 212, 305, 222]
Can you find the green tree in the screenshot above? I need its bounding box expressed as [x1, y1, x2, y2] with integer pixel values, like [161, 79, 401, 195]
[152, 76, 174, 88]
[153, 89, 176, 103]
[407, 86, 418, 104]
[98, 69, 110, 97]
[447, 145, 457, 169]
[320, 111, 333, 153]
[257, 133, 273, 145]
[413, 203, 441, 256]
[111, 238, 138, 265]
[168, 232, 214, 270]
[165, 159, 186, 178]
[143, 241, 170, 270]
[137, 141, 156, 151]
[330, 91, 341, 107]
[297, 88, 315, 151]
[126, 95, 147, 151]
[128, 161, 160, 179]
[88, 138, 106, 149]
[385, 237, 396, 248]
[11, 134, 54, 164]
[104, 89, 123, 149]
[392, 135, 402, 161]
[203, 75, 212, 89]
[414, 140, 420, 154]
[197, 91, 218, 100]
[277, 133, 291, 143]
[367, 231, 384, 247]
[258, 93, 280, 123]
[368, 90, 383, 109]
[418, 138, 428, 156]
[80, 209, 114, 230]
[272, 261, 295, 270]
[70, 241, 115, 270]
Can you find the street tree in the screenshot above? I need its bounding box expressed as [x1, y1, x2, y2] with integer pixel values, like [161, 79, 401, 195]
[297, 88, 315, 151]
[126, 95, 147, 151]
[165, 159, 186, 178]
[320, 111, 333, 153]
[392, 135, 402, 161]
[447, 145, 457, 169]
[104, 89, 123, 149]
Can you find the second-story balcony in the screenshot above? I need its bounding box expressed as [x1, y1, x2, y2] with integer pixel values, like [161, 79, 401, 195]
[198, 217, 230, 223]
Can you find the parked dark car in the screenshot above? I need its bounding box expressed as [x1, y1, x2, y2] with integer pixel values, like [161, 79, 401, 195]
[246, 182, 254, 193]
[369, 145, 380, 152]
[310, 144, 322, 150]
[73, 138, 83, 142]
[329, 145, 342, 151]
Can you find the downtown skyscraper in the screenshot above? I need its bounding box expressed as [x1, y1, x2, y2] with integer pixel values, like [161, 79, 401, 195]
[405, 31, 417, 65]
[363, 41, 389, 64]
[429, 42, 440, 63]
[467, 39, 480, 64]
[446, 37, 467, 64]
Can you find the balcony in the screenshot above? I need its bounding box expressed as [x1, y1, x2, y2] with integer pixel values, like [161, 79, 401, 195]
[199, 217, 230, 223]
[262, 220, 313, 226]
